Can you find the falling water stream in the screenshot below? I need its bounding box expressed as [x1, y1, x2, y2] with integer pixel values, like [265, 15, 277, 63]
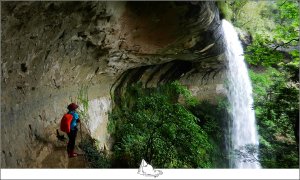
[222, 20, 260, 168]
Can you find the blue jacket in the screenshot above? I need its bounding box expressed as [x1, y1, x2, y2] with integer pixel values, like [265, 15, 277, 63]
[69, 111, 79, 130]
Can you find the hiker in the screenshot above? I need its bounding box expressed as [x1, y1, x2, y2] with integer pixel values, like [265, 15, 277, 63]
[66, 103, 81, 158]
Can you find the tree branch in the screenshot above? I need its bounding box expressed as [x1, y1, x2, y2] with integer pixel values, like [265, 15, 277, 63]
[279, 0, 287, 7]
[250, 153, 259, 162]
[240, 19, 253, 27]
[273, 38, 299, 50]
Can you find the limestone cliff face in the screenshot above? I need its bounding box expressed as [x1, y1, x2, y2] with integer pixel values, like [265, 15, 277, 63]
[1, 1, 226, 167]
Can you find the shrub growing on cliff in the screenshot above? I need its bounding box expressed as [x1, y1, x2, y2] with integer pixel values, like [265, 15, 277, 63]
[79, 138, 111, 168]
[189, 98, 230, 168]
[109, 82, 214, 168]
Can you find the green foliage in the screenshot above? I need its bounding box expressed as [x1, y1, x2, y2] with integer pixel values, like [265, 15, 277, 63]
[249, 68, 299, 168]
[273, 0, 299, 43]
[79, 138, 111, 168]
[245, 34, 284, 66]
[109, 82, 223, 168]
[77, 85, 89, 124]
[249, 68, 282, 101]
[217, 1, 233, 21]
[167, 81, 198, 106]
[219, 1, 276, 35]
[244, 0, 299, 67]
[227, 0, 249, 24]
[259, 142, 299, 168]
[217, 0, 249, 25]
[221, 0, 299, 67]
[189, 98, 230, 168]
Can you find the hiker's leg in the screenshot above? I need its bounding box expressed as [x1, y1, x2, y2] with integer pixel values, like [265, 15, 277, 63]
[67, 133, 72, 154]
[73, 127, 78, 145]
[68, 128, 78, 157]
[69, 130, 76, 151]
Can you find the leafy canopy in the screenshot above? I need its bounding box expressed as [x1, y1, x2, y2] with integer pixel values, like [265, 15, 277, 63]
[109, 82, 214, 168]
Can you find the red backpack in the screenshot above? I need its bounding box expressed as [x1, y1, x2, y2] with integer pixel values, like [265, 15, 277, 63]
[60, 113, 73, 133]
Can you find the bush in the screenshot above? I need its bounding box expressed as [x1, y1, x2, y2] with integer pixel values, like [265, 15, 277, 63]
[79, 138, 111, 168]
[249, 68, 299, 168]
[109, 82, 216, 168]
[189, 98, 230, 168]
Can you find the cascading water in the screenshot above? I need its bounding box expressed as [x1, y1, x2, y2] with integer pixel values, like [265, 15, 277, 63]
[222, 20, 261, 169]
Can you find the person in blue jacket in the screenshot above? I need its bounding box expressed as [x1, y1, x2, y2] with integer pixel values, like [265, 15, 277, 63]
[67, 103, 81, 158]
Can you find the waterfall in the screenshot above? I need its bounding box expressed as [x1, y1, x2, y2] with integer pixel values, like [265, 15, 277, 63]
[222, 20, 261, 169]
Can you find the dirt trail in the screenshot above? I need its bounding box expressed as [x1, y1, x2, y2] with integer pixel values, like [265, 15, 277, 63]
[41, 138, 89, 168]
[41, 147, 89, 168]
